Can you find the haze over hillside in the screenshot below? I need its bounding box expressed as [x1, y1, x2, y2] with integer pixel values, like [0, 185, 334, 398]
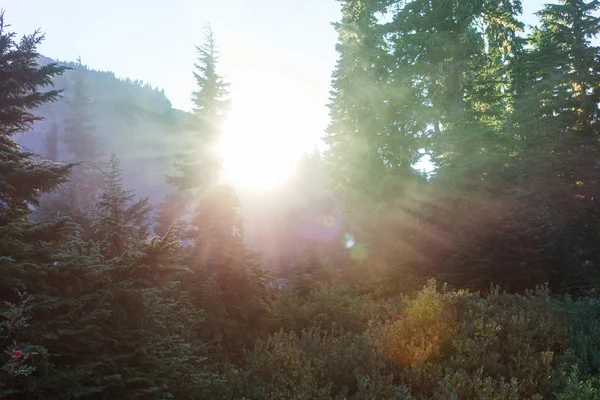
[17, 57, 185, 200]
[17, 57, 330, 270]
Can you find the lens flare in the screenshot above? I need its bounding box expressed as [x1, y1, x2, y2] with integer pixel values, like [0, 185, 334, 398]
[344, 233, 355, 249]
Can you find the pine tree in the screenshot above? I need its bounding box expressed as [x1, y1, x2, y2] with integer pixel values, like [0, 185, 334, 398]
[0, 12, 78, 395]
[61, 60, 102, 226]
[94, 152, 152, 260]
[63, 59, 99, 161]
[0, 20, 215, 396]
[325, 0, 539, 291]
[409, 0, 528, 289]
[412, 0, 600, 292]
[493, 0, 600, 292]
[325, 0, 393, 205]
[164, 24, 239, 250]
[160, 25, 270, 361]
[157, 25, 232, 237]
[154, 191, 187, 238]
[77, 227, 214, 399]
[325, 0, 429, 283]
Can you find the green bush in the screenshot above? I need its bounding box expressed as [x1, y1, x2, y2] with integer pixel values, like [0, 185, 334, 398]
[226, 326, 410, 399]
[370, 281, 573, 399]
[217, 280, 600, 400]
[554, 366, 600, 400]
[270, 286, 401, 334]
[556, 296, 600, 376]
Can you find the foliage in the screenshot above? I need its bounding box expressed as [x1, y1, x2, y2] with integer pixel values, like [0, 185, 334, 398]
[4, 0, 600, 398]
[271, 285, 399, 334]
[226, 326, 407, 400]
[93, 152, 152, 259]
[371, 281, 569, 399]
[224, 281, 600, 399]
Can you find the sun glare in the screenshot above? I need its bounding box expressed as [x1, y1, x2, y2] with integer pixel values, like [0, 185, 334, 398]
[219, 83, 317, 189]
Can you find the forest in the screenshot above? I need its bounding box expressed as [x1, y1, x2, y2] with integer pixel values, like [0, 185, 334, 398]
[2, 0, 600, 398]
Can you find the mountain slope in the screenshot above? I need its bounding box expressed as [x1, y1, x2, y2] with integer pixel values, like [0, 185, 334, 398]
[17, 56, 189, 202]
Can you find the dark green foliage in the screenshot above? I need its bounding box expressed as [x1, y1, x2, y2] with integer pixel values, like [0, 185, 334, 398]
[226, 327, 406, 400]
[556, 296, 600, 377]
[0, 11, 78, 396]
[184, 245, 273, 363]
[94, 152, 152, 260]
[79, 230, 213, 399]
[0, 14, 215, 399]
[324, 0, 600, 295]
[271, 284, 398, 334]
[555, 366, 600, 399]
[0, 21, 71, 224]
[224, 282, 600, 399]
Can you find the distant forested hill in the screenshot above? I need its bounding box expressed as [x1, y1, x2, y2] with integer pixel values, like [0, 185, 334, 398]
[16, 56, 189, 202]
[16, 57, 333, 272]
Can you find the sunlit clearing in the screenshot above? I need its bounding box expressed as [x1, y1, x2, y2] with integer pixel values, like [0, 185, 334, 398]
[218, 73, 324, 190]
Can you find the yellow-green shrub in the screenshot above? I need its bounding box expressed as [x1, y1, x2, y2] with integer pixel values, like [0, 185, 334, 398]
[371, 281, 569, 399]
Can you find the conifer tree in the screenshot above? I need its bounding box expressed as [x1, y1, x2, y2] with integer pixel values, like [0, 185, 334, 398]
[63, 60, 99, 161]
[164, 24, 238, 255]
[326, 0, 531, 289]
[492, 0, 600, 292]
[0, 12, 76, 395]
[156, 26, 232, 238]
[325, 0, 429, 281]
[94, 152, 152, 260]
[154, 192, 186, 237]
[0, 20, 214, 396]
[61, 60, 102, 226]
[404, 0, 527, 289]
[160, 25, 270, 360]
[75, 227, 213, 399]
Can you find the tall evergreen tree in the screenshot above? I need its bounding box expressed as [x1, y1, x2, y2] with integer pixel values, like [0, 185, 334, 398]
[491, 0, 600, 292]
[94, 152, 152, 260]
[161, 24, 238, 244]
[63, 60, 99, 161]
[159, 25, 270, 361]
[153, 191, 187, 237]
[325, 0, 542, 291]
[61, 60, 102, 226]
[325, 0, 430, 283]
[155, 25, 231, 238]
[0, 12, 76, 395]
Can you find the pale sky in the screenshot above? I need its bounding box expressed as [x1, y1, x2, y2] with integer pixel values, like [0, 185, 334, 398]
[2, 0, 572, 159]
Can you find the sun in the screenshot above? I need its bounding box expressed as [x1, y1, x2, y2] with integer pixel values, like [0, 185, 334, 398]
[218, 93, 307, 189]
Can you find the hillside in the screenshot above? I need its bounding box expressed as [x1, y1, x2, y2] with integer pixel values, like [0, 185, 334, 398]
[16, 56, 188, 203]
[16, 57, 333, 271]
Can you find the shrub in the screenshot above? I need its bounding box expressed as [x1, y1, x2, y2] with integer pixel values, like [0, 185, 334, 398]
[371, 281, 569, 399]
[226, 326, 410, 399]
[270, 286, 402, 334]
[554, 366, 600, 400]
